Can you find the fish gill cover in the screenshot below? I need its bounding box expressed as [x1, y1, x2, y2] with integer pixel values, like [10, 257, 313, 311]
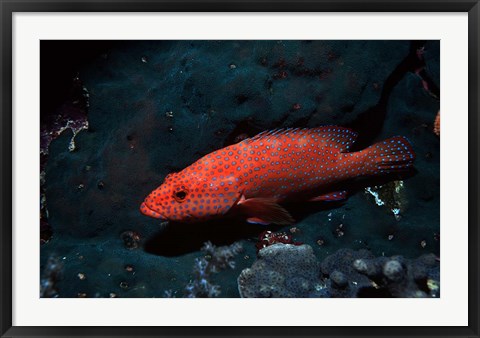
[40, 40, 439, 298]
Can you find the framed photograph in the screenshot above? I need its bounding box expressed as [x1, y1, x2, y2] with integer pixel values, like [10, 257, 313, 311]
[1, 1, 478, 337]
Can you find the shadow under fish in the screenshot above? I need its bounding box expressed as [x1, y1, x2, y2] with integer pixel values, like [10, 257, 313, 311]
[143, 218, 265, 257]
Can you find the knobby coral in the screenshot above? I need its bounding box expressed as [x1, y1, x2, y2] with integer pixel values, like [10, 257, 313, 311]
[238, 245, 439, 298]
[238, 244, 326, 298]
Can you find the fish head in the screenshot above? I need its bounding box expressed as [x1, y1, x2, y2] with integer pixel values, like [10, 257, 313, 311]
[140, 171, 242, 222]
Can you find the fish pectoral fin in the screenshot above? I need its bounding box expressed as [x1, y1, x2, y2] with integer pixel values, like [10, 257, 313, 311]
[237, 197, 295, 225]
[310, 191, 348, 202]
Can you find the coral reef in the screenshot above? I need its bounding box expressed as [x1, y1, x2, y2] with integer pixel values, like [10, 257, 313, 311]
[238, 244, 326, 298]
[319, 248, 375, 297]
[364, 180, 408, 221]
[238, 244, 439, 298]
[255, 230, 302, 253]
[40, 256, 64, 297]
[40, 76, 89, 156]
[351, 252, 440, 297]
[40, 76, 89, 244]
[321, 248, 440, 297]
[185, 241, 243, 297]
[121, 230, 142, 250]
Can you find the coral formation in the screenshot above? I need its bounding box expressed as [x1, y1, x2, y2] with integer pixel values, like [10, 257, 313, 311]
[238, 244, 326, 298]
[40, 256, 64, 297]
[351, 252, 440, 297]
[434, 111, 440, 136]
[364, 180, 408, 221]
[321, 248, 440, 297]
[185, 241, 243, 297]
[121, 231, 141, 250]
[319, 248, 375, 297]
[40, 76, 89, 244]
[255, 230, 302, 253]
[238, 245, 439, 298]
[40, 76, 89, 156]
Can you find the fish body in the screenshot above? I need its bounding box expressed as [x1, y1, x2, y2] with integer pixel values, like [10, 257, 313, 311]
[140, 127, 415, 224]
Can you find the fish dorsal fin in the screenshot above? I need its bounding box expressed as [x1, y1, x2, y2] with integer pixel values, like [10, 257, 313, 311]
[240, 126, 358, 152]
[240, 128, 297, 144]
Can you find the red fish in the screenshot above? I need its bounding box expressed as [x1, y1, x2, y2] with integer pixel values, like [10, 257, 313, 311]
[140, 127, 415, 225]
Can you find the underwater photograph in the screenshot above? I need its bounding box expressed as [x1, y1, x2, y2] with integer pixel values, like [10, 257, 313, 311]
[40, 40, 440, 298]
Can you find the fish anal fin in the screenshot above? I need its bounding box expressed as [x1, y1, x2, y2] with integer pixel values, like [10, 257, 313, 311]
[237, 197, 295, 225]
[246, 217, 271, 225]
[310, 191, 348, 202]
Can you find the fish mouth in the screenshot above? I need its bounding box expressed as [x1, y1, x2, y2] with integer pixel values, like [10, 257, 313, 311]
[140, 202, 167, 220]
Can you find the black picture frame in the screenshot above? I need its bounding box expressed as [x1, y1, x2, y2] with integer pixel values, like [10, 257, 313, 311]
[1, 1, 478, 337]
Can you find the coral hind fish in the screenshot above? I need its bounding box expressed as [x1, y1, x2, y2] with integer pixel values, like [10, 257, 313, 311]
[140, 127, 415, 225]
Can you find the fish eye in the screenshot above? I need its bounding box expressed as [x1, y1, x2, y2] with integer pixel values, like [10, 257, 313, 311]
[174, 190, 187, 202]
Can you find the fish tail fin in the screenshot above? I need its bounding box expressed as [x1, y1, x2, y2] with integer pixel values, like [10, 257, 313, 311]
[361, 136, 416, 174]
